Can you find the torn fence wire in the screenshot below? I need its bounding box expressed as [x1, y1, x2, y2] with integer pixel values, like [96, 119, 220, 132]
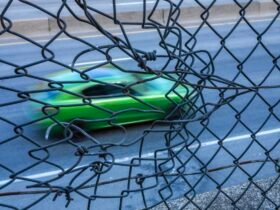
[0, 0, 280, 209]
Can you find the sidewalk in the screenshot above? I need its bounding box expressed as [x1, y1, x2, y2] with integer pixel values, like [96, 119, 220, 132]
[152, 176, 280, 209]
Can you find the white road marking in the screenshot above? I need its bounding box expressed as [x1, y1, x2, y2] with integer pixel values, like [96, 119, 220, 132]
[0, 29, 155, 47]
[0, 127, 279, 186]
[117, 1, 155, 6]
[72, 57, 133, 66]
[0, 18, 274, 47]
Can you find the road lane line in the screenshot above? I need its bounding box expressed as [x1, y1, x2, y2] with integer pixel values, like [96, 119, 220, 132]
[72, 57, 133, 66]
[117, 1, 155, 6]
[0, 18, 274, 47]
[0, 127, 279, 186]
[117, 127, 280, 162]
[0, 29, 156, 47]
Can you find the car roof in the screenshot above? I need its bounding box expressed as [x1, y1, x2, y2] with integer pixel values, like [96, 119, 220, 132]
[50, 67, 130, 82]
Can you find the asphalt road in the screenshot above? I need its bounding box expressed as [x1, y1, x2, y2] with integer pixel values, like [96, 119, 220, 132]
[0, 19, 280, 209]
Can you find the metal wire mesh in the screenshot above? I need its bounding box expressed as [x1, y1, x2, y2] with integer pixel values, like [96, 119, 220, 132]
[0, 0, 280, 209]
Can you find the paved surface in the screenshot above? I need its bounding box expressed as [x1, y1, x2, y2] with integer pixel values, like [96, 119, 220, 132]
[152, 176, 280, 209]
[0, 19, 280, 209]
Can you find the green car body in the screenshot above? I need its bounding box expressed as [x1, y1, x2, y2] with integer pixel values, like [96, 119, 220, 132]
[32, 66, 194, 131]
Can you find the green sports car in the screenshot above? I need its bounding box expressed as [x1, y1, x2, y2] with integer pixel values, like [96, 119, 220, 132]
[32, 66, 194, 132]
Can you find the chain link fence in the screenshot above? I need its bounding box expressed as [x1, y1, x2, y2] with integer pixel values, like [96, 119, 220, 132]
[0, 0, 280, 209]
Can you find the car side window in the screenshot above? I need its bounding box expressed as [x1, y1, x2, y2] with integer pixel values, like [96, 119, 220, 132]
[82, 84, 140, 98]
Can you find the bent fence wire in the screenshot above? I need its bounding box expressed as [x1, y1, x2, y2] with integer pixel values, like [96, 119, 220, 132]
[0, 0, 280, 209]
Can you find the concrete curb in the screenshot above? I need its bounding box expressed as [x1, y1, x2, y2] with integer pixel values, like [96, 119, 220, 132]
[163, 0, 278, 25]
[1, 0, 278, 40]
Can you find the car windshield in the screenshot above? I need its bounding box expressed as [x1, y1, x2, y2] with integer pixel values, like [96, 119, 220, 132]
[130, 74, 176, 94]
[82, 83, 141, 98]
